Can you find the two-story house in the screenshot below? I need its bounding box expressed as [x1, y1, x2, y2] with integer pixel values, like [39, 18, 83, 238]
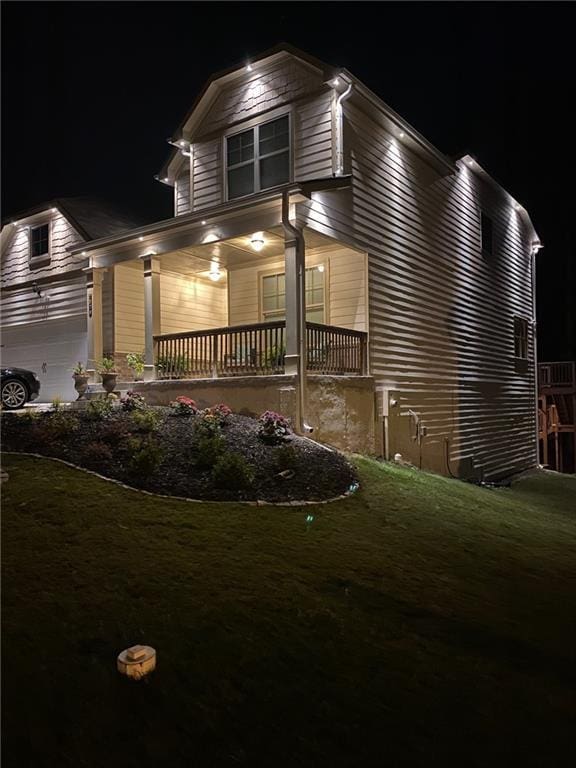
[1, 45, 541, 480]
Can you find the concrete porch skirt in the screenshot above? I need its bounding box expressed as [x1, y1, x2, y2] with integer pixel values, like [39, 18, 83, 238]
[118, 374, 377, 455]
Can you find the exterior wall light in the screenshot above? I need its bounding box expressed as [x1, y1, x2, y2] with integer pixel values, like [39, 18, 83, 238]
[250, 234, 265, 252]
[201, 220, 207, 225]
[398, 131, 405, 139]
[139, 236, 144, 242]
[317, 264, 325, 273]
[209, 259, 222, 281]
[246, 64, 253, 72]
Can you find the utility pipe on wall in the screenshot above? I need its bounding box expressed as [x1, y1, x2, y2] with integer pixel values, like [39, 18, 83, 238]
[531, 241, 543, 466]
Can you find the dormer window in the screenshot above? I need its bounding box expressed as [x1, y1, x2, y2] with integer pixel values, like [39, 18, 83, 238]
[30, 223, 50, 260]
[226, 115, 290, 200]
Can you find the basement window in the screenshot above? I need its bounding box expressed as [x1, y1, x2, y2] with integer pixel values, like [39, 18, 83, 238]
[30, 223, 50, 260]
[514, 317, 529, 359]
[226, 115, 290, 200]
[481, 212, 493, 256]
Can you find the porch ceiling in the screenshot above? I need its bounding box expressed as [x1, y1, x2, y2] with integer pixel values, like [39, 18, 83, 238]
[160, 226, 341, 277]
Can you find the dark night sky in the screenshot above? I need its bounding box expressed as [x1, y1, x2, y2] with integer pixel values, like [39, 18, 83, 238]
[2, 1, 575, 359]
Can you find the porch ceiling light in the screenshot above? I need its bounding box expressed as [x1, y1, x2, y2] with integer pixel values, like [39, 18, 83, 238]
[250, 233, 265, 252]
[317, 264, 325, 273]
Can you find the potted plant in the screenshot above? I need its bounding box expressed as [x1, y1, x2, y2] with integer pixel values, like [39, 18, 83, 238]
[126, 352, 145, 381]
[97, 356, 118, 395]
[72, 362, 90, 400]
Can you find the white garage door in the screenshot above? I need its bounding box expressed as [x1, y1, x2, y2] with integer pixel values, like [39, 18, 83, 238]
[1, 316, 87, 402]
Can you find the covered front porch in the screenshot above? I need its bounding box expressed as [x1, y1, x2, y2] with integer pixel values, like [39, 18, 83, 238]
[87, 222, 369, 382]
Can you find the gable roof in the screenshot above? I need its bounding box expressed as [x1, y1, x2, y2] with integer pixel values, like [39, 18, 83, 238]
[158, 43, 455, 183]
[2, 196, 144, 241]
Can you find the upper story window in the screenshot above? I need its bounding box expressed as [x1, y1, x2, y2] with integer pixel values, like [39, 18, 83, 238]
[481, 212, 493, 256]
[514, 317, 529, 359]
[227, 115, 290, 200]
[261, 266, 325, 324]
[30, 223, 50, 260]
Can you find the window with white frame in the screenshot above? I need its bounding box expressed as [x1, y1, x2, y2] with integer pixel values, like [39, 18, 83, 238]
[261, 266, 325, 324]
[514, 316, 529, 359]
[227, 115, 290, 200]
[30, 223, 50, 260]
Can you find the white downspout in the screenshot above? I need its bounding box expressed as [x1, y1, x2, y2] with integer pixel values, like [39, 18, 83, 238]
[532, 242, 543, 466]
[282, 190, 313, 435]
[332, 80, 353, 177]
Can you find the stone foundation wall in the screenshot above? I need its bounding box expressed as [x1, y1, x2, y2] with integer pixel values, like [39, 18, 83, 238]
[127, 375, 377, 455]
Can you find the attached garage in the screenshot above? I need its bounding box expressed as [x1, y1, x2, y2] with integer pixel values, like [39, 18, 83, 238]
[1, 315, 87, 402]
[1, 276, 88, 403]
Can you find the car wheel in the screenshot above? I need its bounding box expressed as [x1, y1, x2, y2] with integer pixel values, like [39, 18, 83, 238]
[1, 379, 30, 410]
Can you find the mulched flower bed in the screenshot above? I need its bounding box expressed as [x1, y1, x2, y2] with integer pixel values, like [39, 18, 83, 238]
[0, 406, 358, 503]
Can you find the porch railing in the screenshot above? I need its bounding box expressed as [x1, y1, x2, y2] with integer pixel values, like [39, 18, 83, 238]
[154, 321, 367, 379]
[538, 362, 576, 390]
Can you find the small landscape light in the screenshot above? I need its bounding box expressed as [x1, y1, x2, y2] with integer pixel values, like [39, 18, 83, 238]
[139, 236, 144, 242]
[201, 220, 206, 225]
[117, 644, 156, 680]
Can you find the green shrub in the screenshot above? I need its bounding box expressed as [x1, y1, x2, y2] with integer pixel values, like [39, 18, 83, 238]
[126, 352, 145, 378]
[169, 396, 198, 417]
[211, 451, 254, 492]
[98, 419, 133, 446]
[81, 441, 114, 468]
[35, 412, 79, 441]
[51, 396, 64, 412]
[195, 411, 222, 438]
[120, 391, 147, 412]
[274, 444, 299, 472]
[84, 395, 117, 421]
[258, 410, 291, 442]
[127, 437, 163, 479]
[157, 355, 188, 379]
[129, 409, 161, 433]
[191, 434, 226, 470]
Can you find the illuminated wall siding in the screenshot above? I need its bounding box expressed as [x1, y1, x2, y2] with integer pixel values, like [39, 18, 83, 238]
[0, 277, 86, 327]
[1, 211, 86, 288]
[300, 97, 536, 480]
[192, 139, 222, 211]
[114, 261, 145, 353]
[294, 91, 333, 181]
[196, 57, 324, 136]
[175, 170, 191, 216]
[190, 59, 330, 211]
[160, 271, 227, 334]
[227, 248, 367, 331]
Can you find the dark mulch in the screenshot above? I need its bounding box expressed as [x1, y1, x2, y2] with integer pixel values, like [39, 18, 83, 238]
[0, 407, 357, 502]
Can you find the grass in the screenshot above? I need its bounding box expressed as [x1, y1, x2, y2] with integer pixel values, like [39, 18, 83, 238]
[2, 454, 576, 768]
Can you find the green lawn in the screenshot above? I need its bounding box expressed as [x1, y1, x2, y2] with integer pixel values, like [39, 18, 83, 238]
[2, 454, 576, 768]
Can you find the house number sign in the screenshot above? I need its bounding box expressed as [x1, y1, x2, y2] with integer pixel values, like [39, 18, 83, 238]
[89, 294, 93, 318]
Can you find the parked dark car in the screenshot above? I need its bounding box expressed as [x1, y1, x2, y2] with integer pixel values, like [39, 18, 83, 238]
[1, 367, 41, 410]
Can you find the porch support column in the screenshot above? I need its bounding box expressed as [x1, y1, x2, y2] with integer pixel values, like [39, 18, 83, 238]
[142, 255, 161, 381]
[85, 267, 103, 383]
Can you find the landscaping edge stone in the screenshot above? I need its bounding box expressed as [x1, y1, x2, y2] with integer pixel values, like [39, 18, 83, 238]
[0, 451, 360, 507]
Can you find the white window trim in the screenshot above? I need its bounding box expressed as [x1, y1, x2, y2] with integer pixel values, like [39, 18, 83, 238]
[29, 220, 52, 264]
[258, 263, 329, 324]
[223, 109, 293, 202]
[513, 315, 529, 360]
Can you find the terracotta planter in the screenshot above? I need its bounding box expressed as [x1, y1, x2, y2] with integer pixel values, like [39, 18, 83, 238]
[73, 374, 90, 400]
[101, 373, 117, 394]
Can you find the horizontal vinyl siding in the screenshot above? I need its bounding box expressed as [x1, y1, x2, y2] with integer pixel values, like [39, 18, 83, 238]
[192, 139, 222, 210]
[102, 268, 114, 353]
[300, 98, 536, 479]
[175, 169, 191, 216]
[228, 248, 367, 331]
[294, 92, 333, 181]
[160, 271, 227, 334]
[0, 277, 86, 328]
[114, 262, 145, 354]
[1, 212, 86, 288]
